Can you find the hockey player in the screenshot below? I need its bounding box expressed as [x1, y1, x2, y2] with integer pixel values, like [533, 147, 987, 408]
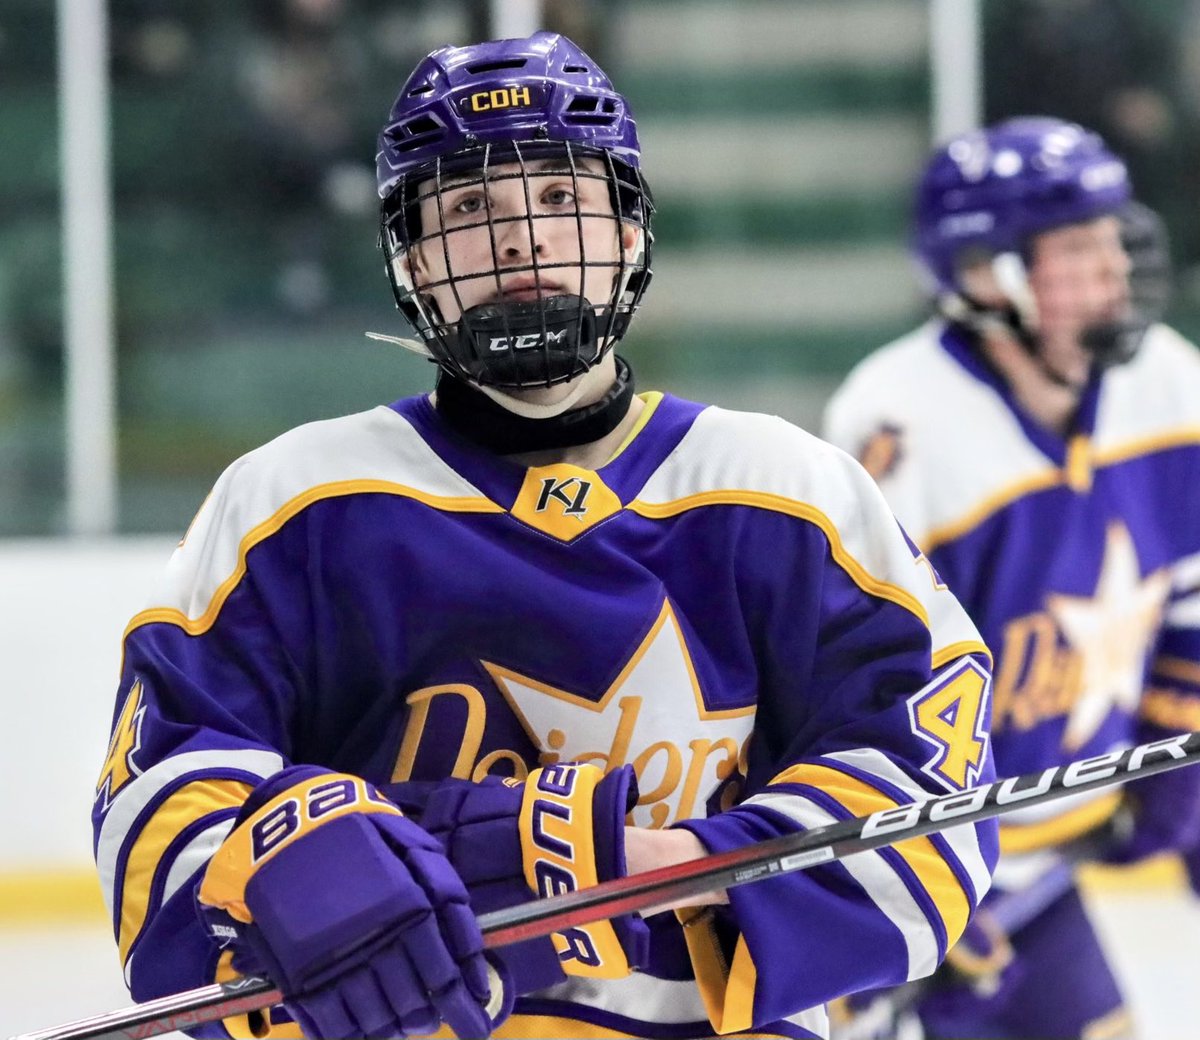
[824, 117, 1200, 1039]
[93, 33, 998, 1040]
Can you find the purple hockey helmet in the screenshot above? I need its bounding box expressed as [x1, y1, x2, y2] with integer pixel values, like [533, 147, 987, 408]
[913, 117, 1131, 295]
[376, 31, 643, 202]
[375, 32, 654, 391]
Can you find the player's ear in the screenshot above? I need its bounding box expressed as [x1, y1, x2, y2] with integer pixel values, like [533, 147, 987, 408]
[620, 221, 640, 259]
[403, 245, 426, 285]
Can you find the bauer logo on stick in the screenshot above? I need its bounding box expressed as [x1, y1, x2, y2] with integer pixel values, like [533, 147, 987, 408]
[860, 732, 1192, 841]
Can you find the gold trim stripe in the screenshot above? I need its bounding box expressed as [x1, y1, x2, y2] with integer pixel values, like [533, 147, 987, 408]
[771, 762, 972, 949]
[628, 491, 990, 668]
[1153, 656, 1200, 686]
[1092, 426, 1200, 467]
[1078, 855, 1186, 891]
[118, 778, 254, 962]
[606, 391, 665, 464]
[1140, 687, 1200, 731]
[126, 479, 503, 640]
[630, 491, 930, 625]
[924, 470, 1064, 552]
[933, 639, 993, 670]
[924, 427, 1200, 552]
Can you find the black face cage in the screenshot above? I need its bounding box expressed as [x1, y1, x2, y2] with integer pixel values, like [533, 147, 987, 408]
[1081, 201, 1172, 369]
[379, 140, 654, 389]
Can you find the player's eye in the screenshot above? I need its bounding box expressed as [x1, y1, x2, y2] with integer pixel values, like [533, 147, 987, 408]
[452, 193, 488, 216]
[542, 186, 576, 207]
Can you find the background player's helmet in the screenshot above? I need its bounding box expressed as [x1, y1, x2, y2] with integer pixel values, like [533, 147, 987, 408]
[913, 117, 1131, 294]
[911, 117, 1149, 369]
[376, 32, 654, 391]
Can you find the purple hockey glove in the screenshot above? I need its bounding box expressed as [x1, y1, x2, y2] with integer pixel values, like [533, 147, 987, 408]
[384, 763, 649, 988]
[943, 907, 1014, 985]
[1103, 744, 1200, 865]
[198, 766, 502, 1039]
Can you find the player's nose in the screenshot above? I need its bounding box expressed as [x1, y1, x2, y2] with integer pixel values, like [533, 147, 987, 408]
[1102, 238, 1133, 281]
[496, 212, 548, 261]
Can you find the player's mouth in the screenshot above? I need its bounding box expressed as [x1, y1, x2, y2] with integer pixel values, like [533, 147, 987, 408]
[491, 277, 566, 303]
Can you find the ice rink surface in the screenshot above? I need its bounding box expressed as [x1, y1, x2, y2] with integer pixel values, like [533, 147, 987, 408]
[3, 879, 1198, 1040]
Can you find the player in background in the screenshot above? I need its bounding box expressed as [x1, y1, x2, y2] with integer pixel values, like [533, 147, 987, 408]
[93, 32, 998, 1040]
[824, 117, 1200, 1040]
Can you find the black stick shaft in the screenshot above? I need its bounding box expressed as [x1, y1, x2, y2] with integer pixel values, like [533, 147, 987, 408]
[14, 731, 1198, 1040]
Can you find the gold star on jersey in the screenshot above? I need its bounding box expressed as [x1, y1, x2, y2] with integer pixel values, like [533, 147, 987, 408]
[485, 599, 755, 828]
[1048, 522, 1171, 751]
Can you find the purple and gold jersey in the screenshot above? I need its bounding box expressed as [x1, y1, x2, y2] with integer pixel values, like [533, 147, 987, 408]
[825, 322, 1200, 887]
[94, 390, 996, 1039]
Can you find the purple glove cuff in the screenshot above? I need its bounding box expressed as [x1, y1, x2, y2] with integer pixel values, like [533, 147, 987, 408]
[591, 764, 636, 885]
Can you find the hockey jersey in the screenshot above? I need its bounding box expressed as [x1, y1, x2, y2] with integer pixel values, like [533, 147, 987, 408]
[825, 321, 1200, 886]
[94, 389, 997, 1040]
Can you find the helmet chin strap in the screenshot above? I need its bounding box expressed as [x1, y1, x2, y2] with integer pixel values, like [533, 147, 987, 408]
[365, 330, 432, 356]
[940, 253, 1085, 391]
[433, 355, 636, 455]
[990, 253, 1039, 332]
[474, 373, 595, 418]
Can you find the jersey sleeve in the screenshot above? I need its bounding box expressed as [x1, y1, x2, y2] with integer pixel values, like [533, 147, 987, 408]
[672, 443, 998, 1034]
[92, 453, 308, 1037]
[1142, 549, 1200, 735]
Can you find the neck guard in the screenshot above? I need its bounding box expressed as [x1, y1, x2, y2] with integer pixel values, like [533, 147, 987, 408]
[435, 356, 635, 455]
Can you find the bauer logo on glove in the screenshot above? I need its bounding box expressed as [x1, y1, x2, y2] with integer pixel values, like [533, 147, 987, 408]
[201, 772, 404, 922]
[519, 762, 643, 977]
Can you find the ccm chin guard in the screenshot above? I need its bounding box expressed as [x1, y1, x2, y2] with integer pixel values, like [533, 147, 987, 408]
[454, 295, 602, 387]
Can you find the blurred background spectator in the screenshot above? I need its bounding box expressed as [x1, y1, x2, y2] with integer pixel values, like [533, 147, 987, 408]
[5, 0, 1200, 535]
[985, 0, 1200, 301]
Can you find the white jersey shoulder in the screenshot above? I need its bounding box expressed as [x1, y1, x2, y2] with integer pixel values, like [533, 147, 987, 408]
[1094, 323, 1200, 452]
[641, 402, 899, 534]
[823, 321, 1050, 547]
[638, 402, 986, 662]
[825, 323, 1200, 549]
[140, 405, 494, 625]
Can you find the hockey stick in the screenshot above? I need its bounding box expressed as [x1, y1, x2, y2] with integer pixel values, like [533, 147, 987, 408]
[12, 731, 1199, 1040]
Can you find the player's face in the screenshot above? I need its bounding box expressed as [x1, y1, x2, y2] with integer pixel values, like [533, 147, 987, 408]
[408, 157, 639, 325]
[1027, 215, 1132, 384]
